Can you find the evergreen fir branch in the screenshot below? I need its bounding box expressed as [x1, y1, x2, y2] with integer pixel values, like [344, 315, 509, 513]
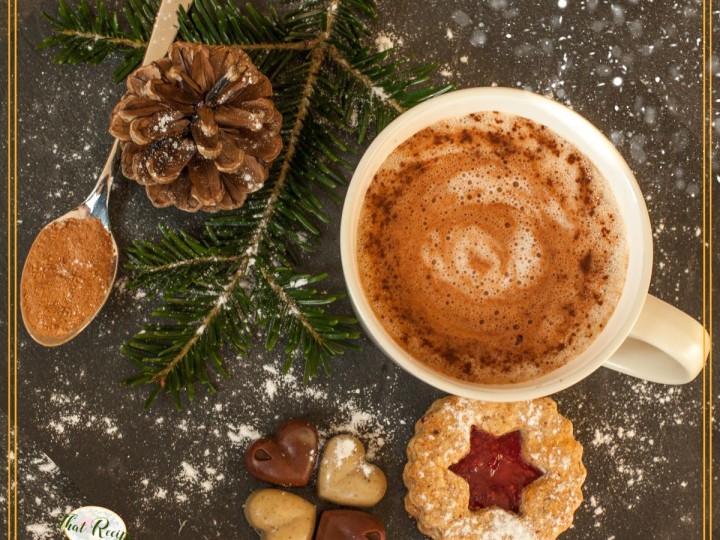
[38, 0, 151, 82]
[177, 1, 312, 48]
[124, 224, 247, 293]
[252, 40, 328, 250]
[254, 264, 361, 381]
[39, 0, 318, 82]
[123, 258, 359, 408]
[121, 276, 254, 410]
[42, 0, 453, 408]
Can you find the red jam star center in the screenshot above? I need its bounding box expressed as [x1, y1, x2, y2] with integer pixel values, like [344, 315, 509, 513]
[449, 426, 543, 513]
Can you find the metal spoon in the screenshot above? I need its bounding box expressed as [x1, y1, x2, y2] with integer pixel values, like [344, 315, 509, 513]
[21, 0, 194, 346]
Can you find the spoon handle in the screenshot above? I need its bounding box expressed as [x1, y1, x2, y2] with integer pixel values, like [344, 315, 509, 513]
[144, 0, 195, 65]
[85, 138, 120, 227]
[86, 0, 194, 223]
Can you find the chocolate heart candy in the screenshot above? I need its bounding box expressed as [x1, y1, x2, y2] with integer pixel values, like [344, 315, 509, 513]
[315, 510, 386, 540]
[317, 434, 387, 507]
[244, 489, 316, 540]
[245, 419, 319, 487]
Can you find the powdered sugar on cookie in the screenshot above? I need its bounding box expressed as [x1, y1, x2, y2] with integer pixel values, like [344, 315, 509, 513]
[404, 397, 585, 540]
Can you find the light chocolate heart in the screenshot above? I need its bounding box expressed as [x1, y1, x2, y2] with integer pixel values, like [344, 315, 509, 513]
[315, 509, 387, 540]
[244, 489, 316, 540]
[317, 434, 387, 507]
[245, 419, 319, 487]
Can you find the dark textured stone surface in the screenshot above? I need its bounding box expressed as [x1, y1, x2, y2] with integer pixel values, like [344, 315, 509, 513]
[2, 1, 718, 538]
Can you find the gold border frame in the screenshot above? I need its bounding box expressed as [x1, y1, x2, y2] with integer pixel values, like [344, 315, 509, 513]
[6, 0, 17, 536]
[702, 0, 714, 537]
[3, 1, 715, 539]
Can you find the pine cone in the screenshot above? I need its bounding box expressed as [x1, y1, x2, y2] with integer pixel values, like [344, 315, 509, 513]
[109, 42, 283, 212]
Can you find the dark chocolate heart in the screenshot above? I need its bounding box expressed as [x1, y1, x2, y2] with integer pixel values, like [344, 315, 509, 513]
[315, 510, 387, 540]
[244, 419, 319, 487]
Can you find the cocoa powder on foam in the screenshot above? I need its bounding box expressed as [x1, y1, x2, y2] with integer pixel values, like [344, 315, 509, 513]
[357, 111, 628, 384]
[21, 217, 115, 340]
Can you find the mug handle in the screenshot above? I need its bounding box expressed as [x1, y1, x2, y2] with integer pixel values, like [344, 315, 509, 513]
[603, 295, 710, 384]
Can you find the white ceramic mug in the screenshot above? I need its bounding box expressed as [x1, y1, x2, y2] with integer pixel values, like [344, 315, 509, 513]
[340, 87, 710, 401]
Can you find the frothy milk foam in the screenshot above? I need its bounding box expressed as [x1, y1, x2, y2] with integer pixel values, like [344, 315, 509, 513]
[357, 112, 628, 384]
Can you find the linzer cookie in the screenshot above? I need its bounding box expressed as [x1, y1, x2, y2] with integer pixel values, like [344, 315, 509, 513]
[245, 419, 319, 487]
[404, 396, 585, 540]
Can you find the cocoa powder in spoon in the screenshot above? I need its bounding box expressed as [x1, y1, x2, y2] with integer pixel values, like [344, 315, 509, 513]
[21, 217, 115, 340]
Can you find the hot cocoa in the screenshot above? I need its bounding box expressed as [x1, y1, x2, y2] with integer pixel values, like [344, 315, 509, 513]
[357, 111, 627, 384]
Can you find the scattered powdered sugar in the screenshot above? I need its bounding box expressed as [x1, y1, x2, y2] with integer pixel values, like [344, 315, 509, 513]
[480, 511, 537, 540]
[25, 524, 54, 539]
[179, 461, 199, 483]
[371, 85, 390, 101]
[321, 398, 392, 460]
[227, 424, 262, 445]
[287, 277, 309, 289]
[34, 389, 124, 442]
[584, 381, 693, 488]
[176, 461, 223, 494]
[259, 364, 328, 403]
[246, 365, 398, 460]
[333, 437, 357, 461]
[264, 379, 278, 400]
[444, 510, 537, 540]
[117, 356, 403, 525]
[18, 446, 82, 540]
[517, 400, 542, 428]
[589, 496, 605, 527]
[570, 378, 700, 531]
[374, 31, 404, 52]
[359, 462, 374, 477]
